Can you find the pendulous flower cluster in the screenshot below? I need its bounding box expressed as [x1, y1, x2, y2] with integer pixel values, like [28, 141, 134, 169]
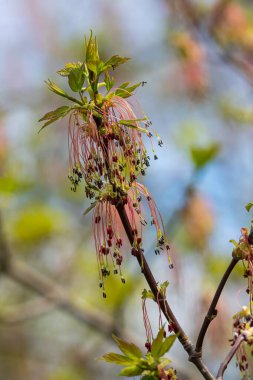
[39, 32, 170, 296]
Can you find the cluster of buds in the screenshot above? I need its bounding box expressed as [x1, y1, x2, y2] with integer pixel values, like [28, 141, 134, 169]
[40, 32, 171, 296]
[231, 227, 253, 303]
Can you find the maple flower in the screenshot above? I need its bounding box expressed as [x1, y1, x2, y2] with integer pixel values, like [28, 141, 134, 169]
[39, 32, 170, 296]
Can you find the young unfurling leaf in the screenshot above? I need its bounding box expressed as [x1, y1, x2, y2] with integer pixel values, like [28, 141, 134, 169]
[38, 106, 72, 132]
[112, 335, 143, 359]
[103, 55, 130, 71]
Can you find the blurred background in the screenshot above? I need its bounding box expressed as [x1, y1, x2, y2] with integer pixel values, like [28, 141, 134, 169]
[1, 0, 253, 379]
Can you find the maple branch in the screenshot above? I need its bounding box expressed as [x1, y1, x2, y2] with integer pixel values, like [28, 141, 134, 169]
[195, 256, 240, 356]
[116, 203, 216, 380]
[216, 334, 245, 380]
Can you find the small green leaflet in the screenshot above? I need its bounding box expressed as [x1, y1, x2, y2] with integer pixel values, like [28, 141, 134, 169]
[151, 327, 176, 360]
[112, 335, 143, 359]
[68, 69, 85, 92]
[246, 203, 253, 212]
[119, 365, 143, 377]
[118, 119, 148, 133]
[104, 71, 114, 92]
[83, 202, 97, 216]
[229, 239, 238, 248]
[142, 288, 155, 301]
[190, 143, 220, 169]
[103, 55, 130, 71]
[45, 79, 83, 105]
[99, 353, 134, 366]
[38, 106, 72, 132]
[57, 62, 82, 77]
[115, 82, 142, 98]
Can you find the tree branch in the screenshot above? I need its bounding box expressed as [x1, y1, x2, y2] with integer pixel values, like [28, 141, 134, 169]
[116, 203, 216, 380]
[0, 215, 135, 341]
[216, 334, 245, 380]
[194, 256, 240, 356]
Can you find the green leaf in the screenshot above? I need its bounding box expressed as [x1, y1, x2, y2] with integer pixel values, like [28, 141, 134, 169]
[57, 62, 82, 76]
[39, 106, 71, 122]
[103, 55, 130, 71]
[68, 68, 85, 92]
[98, 353, 134, 366]
[83, 202, 97, 216]
[85, 31, 100, 74]
[112, 335, 142, 359]
[118, 120, 147, 133]
[190, 143, 220, 169]
[104, 71, 114, 92]
[119, 365, 143, 377]
[38, 106, 72, 132]
[141, 375, 155, 380]
[158, 281, 169, 293]
[246, 203, 253, 212]
[151, 327, 165, 359]
[115, 82, 142, 98]
[229, 239, 238, 247]
[142, 288, 155, 301]
[45, 80, 83, 105]
[158, 335, 177, 357]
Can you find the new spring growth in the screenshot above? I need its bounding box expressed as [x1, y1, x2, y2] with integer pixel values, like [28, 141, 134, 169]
[39, 31, 171, 296]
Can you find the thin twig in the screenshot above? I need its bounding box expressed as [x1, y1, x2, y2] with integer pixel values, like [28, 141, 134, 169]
[194, 256, 240, 356]
[0, 298, 56, 325]
[7, 259, 120, 335]
[0, 216, 135, 340]
[116, 203, 216, 380]
[216, 334, 245, 380]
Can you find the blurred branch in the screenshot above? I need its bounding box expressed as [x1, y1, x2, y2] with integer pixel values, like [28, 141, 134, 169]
[167, 0, 199, 27]
[216, 334, 245, 380]
[0, 213, 134, 340]
[209, 0, 232, 32]
[194, 256, 240, 357]
[0, 298, 56, 325]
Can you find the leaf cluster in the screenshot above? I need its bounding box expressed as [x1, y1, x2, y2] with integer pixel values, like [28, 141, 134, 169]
[99, 327, 177, 379]
[39, 31, 143, 131]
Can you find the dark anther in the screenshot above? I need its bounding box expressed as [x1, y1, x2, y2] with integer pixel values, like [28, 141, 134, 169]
[99, 282, 103, 288]
[121, 277, 126, 284]
[141, 169, 145, 176]
[114, 269, 118, 275]
[159, 235, 164, 245]
[154, 154, 158, 160]
[169, 263, 174, 269]
[103, 292, 106, 298]
[147, 195, 151, 201]
[137, 196, 142, 202]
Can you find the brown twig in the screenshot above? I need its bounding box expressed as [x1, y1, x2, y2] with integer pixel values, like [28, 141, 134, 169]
[116, 203, 216, 380]
[194, 256, 240, 356]
[216, 334, 245, 380]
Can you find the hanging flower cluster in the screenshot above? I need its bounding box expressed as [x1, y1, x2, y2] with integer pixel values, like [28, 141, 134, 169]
[39, 32, 170, 296]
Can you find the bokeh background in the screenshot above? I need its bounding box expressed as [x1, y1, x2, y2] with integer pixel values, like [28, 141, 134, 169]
[1, 0, 253, 379]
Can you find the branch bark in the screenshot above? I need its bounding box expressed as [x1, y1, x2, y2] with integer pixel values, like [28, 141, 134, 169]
[116, 203, 216, 380]
[194, 256, 239, 356]
[216, 334, 245, 380]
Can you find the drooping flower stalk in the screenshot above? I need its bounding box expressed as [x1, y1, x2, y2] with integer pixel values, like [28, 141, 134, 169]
[39, 32, 171, 297]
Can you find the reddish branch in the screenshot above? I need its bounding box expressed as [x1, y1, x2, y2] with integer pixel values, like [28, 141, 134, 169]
[116, 203, 216, 380]
[216, 334, 245, 380]
[194, 256, 240, 356]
